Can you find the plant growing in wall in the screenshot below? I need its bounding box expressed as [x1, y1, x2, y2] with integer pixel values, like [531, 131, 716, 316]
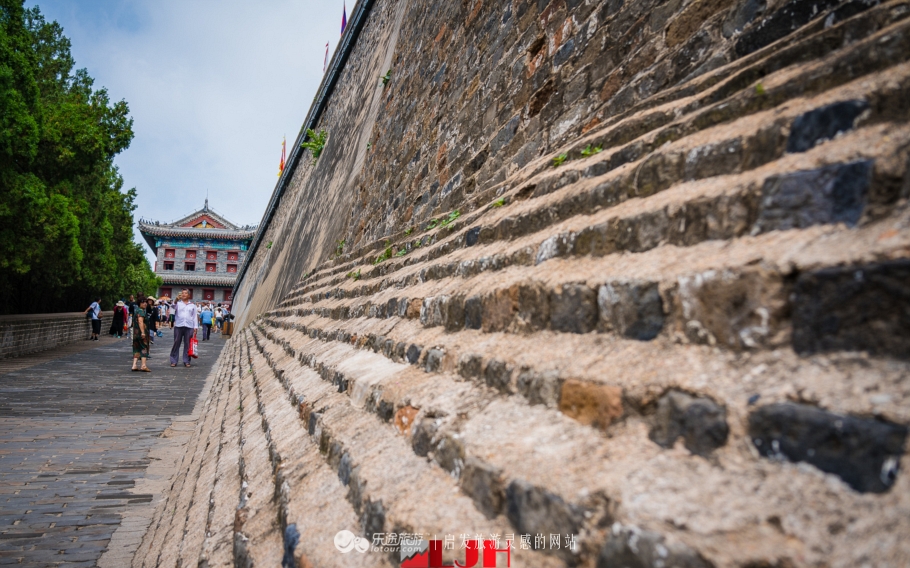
[373, 241, 393, 265]
[580, 144, 603, 157]
[491, 197, 505, 208]
[552, 153, 568, 167]
[381, 69, 392, 86]
[301, 129, 328, 163]
[335, 239, 346, 258]
[347, 268, 361, 280]
[440, 210, 460, 228]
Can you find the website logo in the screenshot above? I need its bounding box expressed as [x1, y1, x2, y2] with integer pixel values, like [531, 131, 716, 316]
[333, 530, 370, 553]
[400, 539, 511, 567]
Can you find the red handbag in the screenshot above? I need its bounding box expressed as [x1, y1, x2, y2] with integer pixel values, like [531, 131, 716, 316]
[188, 337, 199, 358]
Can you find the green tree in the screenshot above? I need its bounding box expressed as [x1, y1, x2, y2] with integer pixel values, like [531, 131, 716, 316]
[0, 1, 157, 313]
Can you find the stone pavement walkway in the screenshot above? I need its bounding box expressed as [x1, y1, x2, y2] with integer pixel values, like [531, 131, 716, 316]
[0, 331, 227, 567]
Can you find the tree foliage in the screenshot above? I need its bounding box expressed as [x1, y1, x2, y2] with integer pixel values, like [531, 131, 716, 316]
[0, 1, 159, 314]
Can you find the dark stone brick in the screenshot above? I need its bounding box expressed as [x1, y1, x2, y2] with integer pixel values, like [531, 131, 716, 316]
[460, 458, 504, 519]
[491, 115, 521, 155]
[755, 160, 872, 232]
[360, 499, 385, 542]
[425, 349, 444, 372]
[377, 400, 394, 422]
[516, 369, 561, 407]
[749, 403, 908, 493]
[792, 260, 910, 359]
[483, 359, 512, 393]
[649, 391, 729, 457]
[412, 418, 438, 457]
[597, 526, 713, 568]
[550, 284, 597, 333]
[282, 524, 300, 568]
[338, 452, 352, 486]
[723, 0, 766, 38]
[597, 280, 664, 340]
[464, 295, 483, 329]
[386, 297, 399, 318]
[553, 38, 575, 67]
[434, 433, 465, 474]
[786, 100, 869, 153]
[506, 480, 582, 559]
[443, 295, 466, 331]
[307, 411, 322, 435]
[734, 0, 841, 57]
[465, 226, 481, 246]
[457, 353, 483, 379]
[406, 344, 422, 364]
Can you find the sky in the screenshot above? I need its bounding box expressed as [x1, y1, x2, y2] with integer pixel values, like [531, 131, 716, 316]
[25, 0, 356, 263]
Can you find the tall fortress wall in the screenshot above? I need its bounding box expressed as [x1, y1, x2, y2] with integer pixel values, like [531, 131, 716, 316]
[139, 0, 910, 566]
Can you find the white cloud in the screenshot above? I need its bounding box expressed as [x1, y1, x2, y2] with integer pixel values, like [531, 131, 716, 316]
[27, 0, 354, 261]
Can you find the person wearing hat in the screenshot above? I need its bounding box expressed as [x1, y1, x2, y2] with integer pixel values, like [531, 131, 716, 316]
[109, 301, 126, 339]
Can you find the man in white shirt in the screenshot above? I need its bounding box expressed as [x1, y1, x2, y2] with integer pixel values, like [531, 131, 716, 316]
[170, 289, 198, 367]
[85, 297, 102, 341]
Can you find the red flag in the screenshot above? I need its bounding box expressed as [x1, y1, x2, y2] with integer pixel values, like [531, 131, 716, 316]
[341, 2, 347, 35]
[277, 136, 286, 177]
[323, 41, 329, 73]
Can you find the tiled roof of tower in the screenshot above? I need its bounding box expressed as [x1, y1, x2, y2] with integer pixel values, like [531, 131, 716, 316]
[157, 274, 237, 287]
[137, 201, 257, 252]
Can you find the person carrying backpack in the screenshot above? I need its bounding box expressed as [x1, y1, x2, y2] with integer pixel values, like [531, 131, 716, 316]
[214, 304, 224, 334]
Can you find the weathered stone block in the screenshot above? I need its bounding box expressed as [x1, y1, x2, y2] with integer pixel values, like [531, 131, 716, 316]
[749, 403, 908, 493]
[506, 480, 582, 559]
[516, 368, 561, 407]
[443, 294, 466, 331]
[465, 226, 481, 246]
[792, 260, 910, 359]
[394, 406, 420, 435]
[360, 499, 385, 541]
[406, 344, 422, 364]
[464, 295, 483, 329]
[786, 100, 868, 153]
[649, 390, 729, 456]
[435, 433, 465, 475]
[684, 137, 744, 181]
[597, 280, 665, 340]
[425, 348, 444, 372]
[481, 288, 514, 332]
[460, 457, 505, 519]
[558, 379, 624, 430]
[510, 281, 550, 332]
[550, 284, 597, 333]
[412, 418, 438, 457]
[597, 525, 713, 568]
[734, 0, 841, 57]
[722, 0, 765, 38]
[483, 359, 513, 393]
[756, 161, 872, 232]
[674, 266, 788, 349]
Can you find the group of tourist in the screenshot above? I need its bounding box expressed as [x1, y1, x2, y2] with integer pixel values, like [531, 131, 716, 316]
[84, 290, 233, 373]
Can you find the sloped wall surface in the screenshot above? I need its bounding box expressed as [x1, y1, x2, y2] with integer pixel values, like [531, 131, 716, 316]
[140, 0, 910, 566]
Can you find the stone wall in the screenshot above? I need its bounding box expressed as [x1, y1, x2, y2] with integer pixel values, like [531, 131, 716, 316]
[144, 1, 910, 566]
[0, 313, 102, 359]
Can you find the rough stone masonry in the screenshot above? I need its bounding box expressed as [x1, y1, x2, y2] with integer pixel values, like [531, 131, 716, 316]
[138, 0, 910, 566]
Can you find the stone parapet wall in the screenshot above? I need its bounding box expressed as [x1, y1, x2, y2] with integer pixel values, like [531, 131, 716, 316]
[0, 313, 102, 360]
[145, 1, 910, 566]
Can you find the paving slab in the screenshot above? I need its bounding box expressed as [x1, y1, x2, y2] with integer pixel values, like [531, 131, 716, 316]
[0, 330, 225, 567]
